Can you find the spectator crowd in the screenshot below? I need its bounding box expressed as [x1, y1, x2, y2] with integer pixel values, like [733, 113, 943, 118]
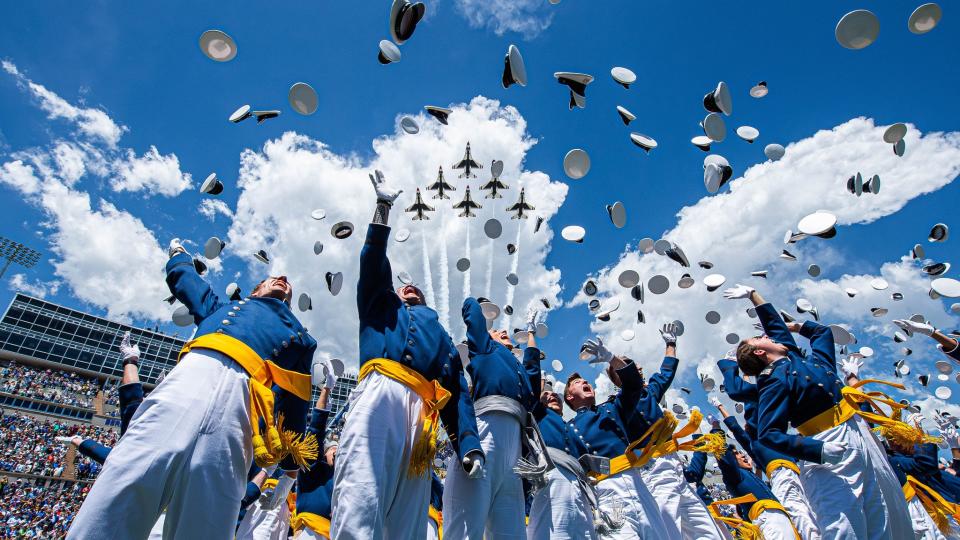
[0, 362, 104, 410]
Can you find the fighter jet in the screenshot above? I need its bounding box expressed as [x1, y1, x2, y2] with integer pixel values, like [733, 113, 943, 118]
[506, 188, 535, 219]
[452, 142, 482, 179]
[404, 188, 435, 220]
[480, 167, 509, 199]
[453, 186, 482, 217]
[426, 166, 455, 199]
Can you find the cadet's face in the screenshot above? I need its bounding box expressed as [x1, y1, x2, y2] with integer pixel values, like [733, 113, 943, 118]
[397, 285, 425, 306]
[541, 391, 561, 413]
[252, 276, 293, 303]
[734, 449, 753, 470]
[747, 334, 788, 360]
[566, 378, 595, 408]
[489, 329, 513, 349]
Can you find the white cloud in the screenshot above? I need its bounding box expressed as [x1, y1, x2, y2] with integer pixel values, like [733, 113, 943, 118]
[198, 199, 234, 222]
[111, 146, 192, 196]
[7, 274, 60, 299]
[575, 118, 960, 397]
[0, 160, 41, 194]
[1, 61, 126, 147]
[226, 96, 568, 369]
[455, 0, 555, 38]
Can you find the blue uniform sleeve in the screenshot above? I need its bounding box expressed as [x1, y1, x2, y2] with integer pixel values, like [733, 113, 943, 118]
[614, 360, 645, 421]
[754, 303, 800, 352]
[277, 343, 316, 471]
[77, 439, 112, 465]
[439, 339, 482, 460]
[308, 408, 331, 438]
[757, 370, 824, 463]
[945, 340, 960, 362]
[645, 356, 679, 404]
[357, 223, 393, 319]
[912, 443, 939, 473]
[722, 416, 758, 462]
[118, 382, 144, 437]
[462, 297, 492, 354]
[798, 321, 837, 370]
[717, 359, 758, 403]
[684, 437, 708, 484]
[240, 482, 262, 511]
[523, 346, 542, 400]
[165, 252, 225, 324]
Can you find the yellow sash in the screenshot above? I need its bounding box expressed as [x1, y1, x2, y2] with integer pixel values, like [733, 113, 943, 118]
[765, 458, 800, 478]
[748, 499, 802, 540]
[591, 410, 703, 482]
[708, 494, 763, 540]
[291, 511, 331, 538]
[428, 505, 443, 540]
[180, 333, 317, 469]
[359, 358, 451, 477]
[903, 475, 960, 534]
[796, 379, 906, 437]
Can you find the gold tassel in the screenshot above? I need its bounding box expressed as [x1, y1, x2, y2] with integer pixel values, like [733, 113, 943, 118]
[692, 432, 728, 459]
[275, 413, 320, 471]
[734, 522, 763, 540]
[408, 423, 437, 478]
[873, 422, 942, 448]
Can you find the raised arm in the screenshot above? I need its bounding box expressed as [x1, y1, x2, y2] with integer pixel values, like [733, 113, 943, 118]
[357, 224, 394, 317]
[754, 302, 800, 352]
[614, 359, 645, 419]
[77, 439, 111, 465]
[439, 340, 482, 462]
[462, 297, 493, 354]
[165, 251, 225, 323]
[757, 373, 823, 463]
[798, 320, 837, 369]
[717, 358, 758, 404]
[683, 436, 708, 484]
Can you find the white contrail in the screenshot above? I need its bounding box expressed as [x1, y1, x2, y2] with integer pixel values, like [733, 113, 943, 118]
[484, 203, 494, 299]
[438, 206, 451, 330]
[503, 220, 522, 330]
[420, 229, 436, 308]
[463, 222, 472, 298]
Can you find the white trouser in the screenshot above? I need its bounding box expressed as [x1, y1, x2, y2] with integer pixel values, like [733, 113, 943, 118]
[236, 499, 291, 540]
[443, 411, 525, 540]
[769, 465, 823, 540]
[854, 417, 914, 539]
[800, 416, 901, 540]
[755, 508, 801, 540]
[331, 372, 430, 540]
[69, 350, 252, 540]
[595, 467, 676, 540]
[146, 512, 165, 540]
[639, 454, 725, 540]
[426, 516, 440, 540]
[527, 466, 597, 540]
[907, 497, 948, 540]
[294, 527, 326, 540]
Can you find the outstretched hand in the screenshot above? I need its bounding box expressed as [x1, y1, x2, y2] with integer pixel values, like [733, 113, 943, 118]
[119, 331, 140, 363]
[723, 284, 755, 300]
[583, 337, 613, 364]
[463, 451, 485, 479]
[369, 170, 402, 204]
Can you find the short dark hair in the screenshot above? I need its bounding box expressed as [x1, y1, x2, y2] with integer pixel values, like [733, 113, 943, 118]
[736, 340, 765, 376]
[564, 372, 584, 405]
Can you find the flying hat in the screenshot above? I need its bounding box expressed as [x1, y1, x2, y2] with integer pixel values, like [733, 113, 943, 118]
[229, 105, 252, 123]
[932, 278, 960, 297]
[860, 346, 874, 357]
[648, 274, 669, 294]
[830, 325, 855, 346]
[703, 81, 732, 116]
[752, 270, 768, 278]
[617, 106, 636, 125]
[699, 261, 714, 269]
[863, 175, 880, 194]
[480, 300, 500, 320]
[535, 216, 544, 233]
[298, 293, 312, 312]
[563, 149, 591, 179]
[630, 133, 658, 153]
[701, 113, 726, 142]
[311, 209, 326, 220]
[928, 223, 949, 242]
[636, 310, 645, 324]
[596, 297, 621, 320]
[870, 277, 889, 290]
[607, 202, 627, 228]
[703, 274, 726, 291]
[910, 313, 927, 323]
[199, 30, 237, 62]
[749, 81, 768, 98]
[653, 239, 672, 255]
[797, 211, 837, 236]
[400, 116, 419, 134]
[796, 298, 817, 317]
[583, 279, 598, 296]
[952, 303, 960, 314]
[871, 307, 888, 317]
[846, 173, 864, 196]
[936, 386, 953, 400]
[621, 329, 636, 341]
[390, 0, 426, 44]
[912, 244, 925, 259]
[618, 269, 640, 288]
[326, 271, 343, 296]
[746, 307, 758, 318]
[780, 249, 797, 261]
[200, 173, 224, 195]
[893, 139, 906, 157]
[908, 3, 942, 34]
[631, 284, 644, 303]
[764, 143, 785, 161]
[835, 10, 880, 50]
[397, 271, 414, 285]
[540, 297, 551, 309]
[254, 250, 270, 264]
[491, 159, 505, 178]
[172, 305, 193, 327]
[201, 237, 225, 260]
[883, 123, 907, 144]
[536, 322, 549, 338]
[332, 221, 354, 239]
[329, 358, 345, 377]
[735, 402, 744, 413]
[638, 237, 655, 253]
[736, 126, 759, 143]
[378, 40, 402, 64]
[894, 330, 908, 343]
[395, 229, 411, 242]
[665, 243, 690, 267]
[703, 157, 733, 194]
[484, 218, 503, 239]
[673, 320, 686, 336]
[610, 66, 636, 88]
[936, 360, 953, 375]
[551, 359, 564, 372]
[808, 264, 821, 277]
[226, 283, 243, 301]
[691, 136, 712, 151]
[456, 258, 470, 272]
[726, 333, 740, 345]
[251, 110, 281, 124]
[892, 292, 904, 301]
[919, 374, 930, 387]
[288, 83, 318, 116]
[313, 241, 324, 255]
[506, 273, 519, 286]
[923, 262, 950, 276]
[502, 45, 527, 88]
[588, 299, 601, 312]
[424, 106, 451, 124]
[678, 274, 695, 289]
[561, 225, 586, 243]
[705, 311, 721, 324]
[701, 374, 717, 391]
[554, 72, 594, 109]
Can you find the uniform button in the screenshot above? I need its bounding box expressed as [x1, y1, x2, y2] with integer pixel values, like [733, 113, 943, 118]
[239, 300, 246, 305]
[404, 354, 413, 361]
[408, 340, 415, 346]
[828, 392, 834, 398]
[282, 341, 289, 348]
[805, 376, 811, 381]
[273, 349, 279, 356]
[216, 329, 224, 334]
[792, 371, 798, 376]
[817, 383, 823, 388]
[228, 312, 236, 317]
[409, 327, 416, 333]
[297, 332, 303, 338]
[222, 320, 231, 325]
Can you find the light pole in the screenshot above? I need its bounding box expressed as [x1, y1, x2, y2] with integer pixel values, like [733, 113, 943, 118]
[0, 237, 42, 280]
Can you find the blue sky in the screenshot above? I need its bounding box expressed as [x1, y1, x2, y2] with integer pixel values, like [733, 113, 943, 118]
[1, 2, 959, 420]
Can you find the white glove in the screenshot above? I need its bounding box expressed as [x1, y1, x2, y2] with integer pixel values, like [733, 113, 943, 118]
[709, 397, 722, 408]
[906, 412, 925, 427]
[55, 436, 78, 445]
[659, 322, 679, 345]
[524, 308, 540, 334]
[582, 337, 613, 364]
[324, 366, 337, 390]
[119, 331, 140, 363]
[943, 427, 960, 449]
[722, 349, 737, 361]
[263, 473, 296, 510]
[723, 284, 755, 300]
[821, 441, 848, 464]
[839, 357, 863, 378]
[369, 170, 402, 204]
[463, 451, 485, 479]
[934, 414, 953, 432]
[892, 319, 935, 337]
[167, 238, 185, 258]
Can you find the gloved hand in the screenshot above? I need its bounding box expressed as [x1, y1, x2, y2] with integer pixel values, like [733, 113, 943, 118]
[582, 336, 613, 365]
[324, 364, 338, 390]
[167, 238, 186, 258]
[839, 357, 863, 378]
[463, 451, 485, 479]
[821, 441, 848, 464]
[934, 414, 954, 432]
[892, 319, 935, 337]
[119, 331, 140, 365]
[55, 436, 80, 446]
[369, 170, 402, 205]
[660, 322, 680, 345]
[709, 397, 722, 409]
[722, 349, 737, 361]
[524, 308, 540, 334]
[263, 473, 296, 510]
[942, 427, 960, 449]
[723, 284, 755, 300]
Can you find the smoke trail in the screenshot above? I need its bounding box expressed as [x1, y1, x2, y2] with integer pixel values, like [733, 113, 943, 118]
[484, 203, 494, 299]
[503, 220, 522, 330]
[438, 206, 451, 330]
[420, 229, 436, 308]
[463, 224, 471, 298]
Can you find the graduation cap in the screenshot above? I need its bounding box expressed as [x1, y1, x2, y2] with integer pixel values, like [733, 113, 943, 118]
[871, 307, 888, 317]
[807, 264, 821, 277]
[563, 148, 591, 179]
[736, 126, 759, 143]
[502, 45, 527, 88]
[204, 237, 225, 260]
[870, 278, 889, 290]
[893, 139, 906, 157]
[395, 229, 411, 243]
[480, 300, 500, 320]
[703, 274, 726, 291]
[829, 324, 854, 346]
[254, 250, 270, 264]
[540, 297, 550, 309]
[390, 0, 426, 44]
[456, 258, 470, 272]
[923, 262, 950, 276]
[780, 249, 797, 261]
[424, 106, 451, 125]
[199, 30, 237, 62]
[326, 271, 343, 296]
[764, 143, 785, 161]
[505, 273, 519, 286]
[332, 221, 354, 239]
[635, 311, 644, 324]
[610, 66, 636, 88]
[928, 223, 949, 242]
[703, 81, 732, 116]
[163, 294, 176, 304]
[746, 307, 758, 318]
[200, 173, 224, 195]
[298, 293, 313, 312]
[596, 298, 620, 321]
[698, 261, 714, 269]
[726, 333, 741, 345]
[617, 106, 636, 125]
[862, 175, 880, 194]
[846, 173, 864, 196]
[883, 123, 907, 144]
[288, 83, 318, 116]
[378, 39, 402, 64]
[701, 374, 717, 391]
[507, 244, 517, 255]
[751, 270, 768, 278]
[859, 346, 874, 357]
[504, 305, 514, 316]
[483, 218, 503, 240]
[796, 298, 819, 320]
[400, 117, 419, 134]
[607, 202, 627, 228]
[648, 274, 669, 295]
[778, 310, 796, 323]
[673, 320, 686, 336]
[701, 113, 726, 142]
[229, 105, 252, 123]
[583, 279, 598, 296]
[691, 136, 712, 152]
[749, 81, 768, 98]
[313, 241, 324, 255]
[172, 305, 193, 327]
[734, 402, 744, 414]
[629, 133, 658, 153]
[908, 3, 942, 34]
[705, 311, 721, 324]
[621, 329, 636, 341]
[550, 359, 564, 372]
[703, 154, 733, 194]
[618, 270, 640, 288]
[588, 299, 601, 312]
[932, 277, 960, 298]
[631, 284, 644, 303]
[892, 292, 903, 301]
[638, 237, 655, 253]
[397, 271, 414, 285]
[678, 274, 694, 289]
[936, 360, 953, 375]
[654, 239, 672, 255]
[936, 386, 953, 400]
[252, 110, 281, 124]
[561, 225, 586, 243]
[226, 282, 243, 301]
[554, 72, 594, 109]
[311, 209, 326, 221]
[665, 243, 690, 267]
[835, 9, 880, 50]
[535, 216, 545, 233]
